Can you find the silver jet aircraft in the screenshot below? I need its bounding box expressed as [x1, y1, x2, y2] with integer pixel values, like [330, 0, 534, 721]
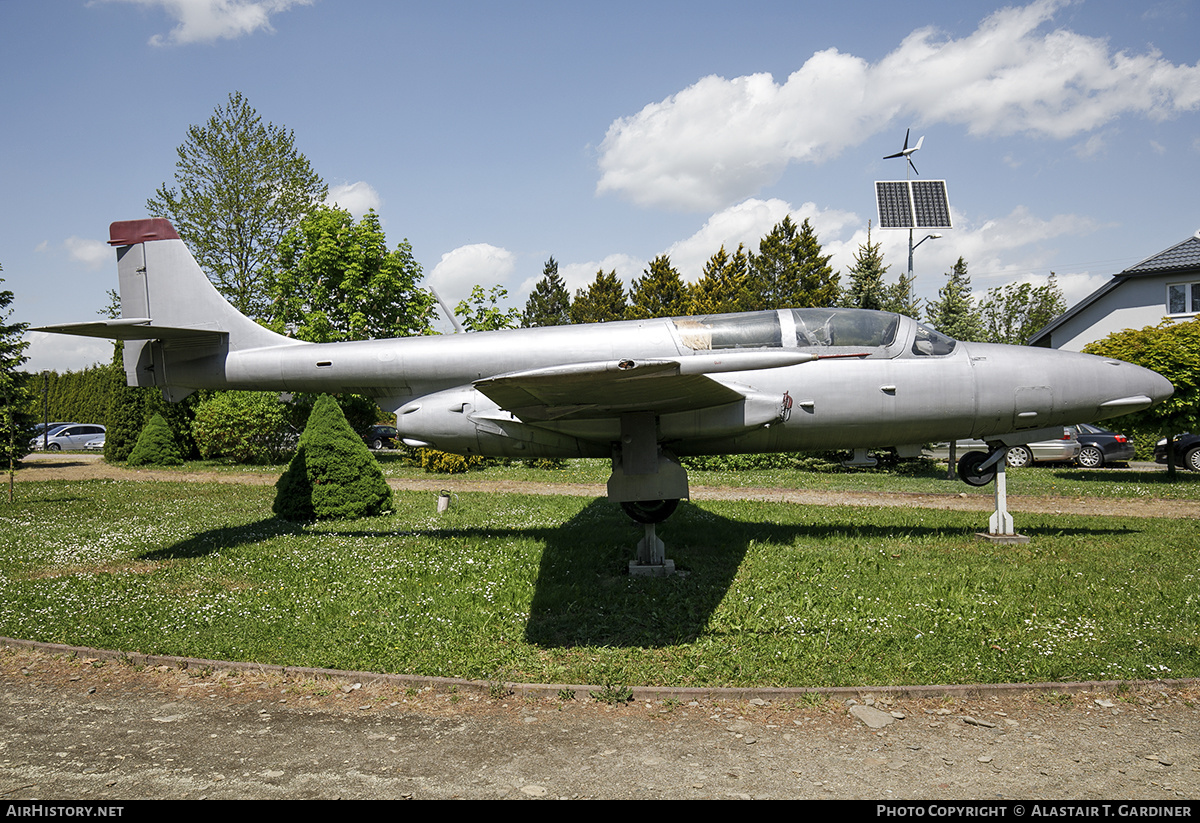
[40, 218, 1173, 526]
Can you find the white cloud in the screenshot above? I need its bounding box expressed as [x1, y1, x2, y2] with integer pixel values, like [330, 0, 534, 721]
[428, 244, 516, 309]
[22, 332, 114, 374]
[63, 237, 113, 270]
[597, 0, 1200, 210]
[102, 0, 314, 47]
[1072, 133, 1109, 159]
[891, 205, 1105, 305]
[326, 181, 382, 218]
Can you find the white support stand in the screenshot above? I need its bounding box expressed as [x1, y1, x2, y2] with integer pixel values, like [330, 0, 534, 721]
[977, 458, 1030, 544]
[629, 523, 676, 577]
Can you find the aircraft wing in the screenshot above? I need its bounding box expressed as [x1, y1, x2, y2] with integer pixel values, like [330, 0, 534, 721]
[475, 351, 813, 421]
[33, 319, 227, 342]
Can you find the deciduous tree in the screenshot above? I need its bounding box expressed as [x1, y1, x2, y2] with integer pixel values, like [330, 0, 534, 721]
[455, 285, 521, 332]
[979, 275, 1066, 345]
[267, 206, 435, 342]
[1083, 317, 1200, 476]
[147, 92, 327, 318]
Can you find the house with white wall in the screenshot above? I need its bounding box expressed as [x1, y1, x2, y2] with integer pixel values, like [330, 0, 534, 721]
[1030, 231, 1200, 351]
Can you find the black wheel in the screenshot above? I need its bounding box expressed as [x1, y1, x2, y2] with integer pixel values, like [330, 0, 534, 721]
[1185, 446, 1200, 473]
[47, 443, 61, 451]
[1077, 445, 1104, 468]
[370, 438, 383, 450]
[1005, 446, 1032, 468]
[620, 499, 679, 524]
[957, 450, 995, 487]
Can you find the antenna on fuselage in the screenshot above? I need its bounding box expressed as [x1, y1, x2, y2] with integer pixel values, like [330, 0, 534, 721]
[430, 286, 463, 334]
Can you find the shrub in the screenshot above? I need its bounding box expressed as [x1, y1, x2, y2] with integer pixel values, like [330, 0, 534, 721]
[273, 394, 393, 520]
[419, 448, 486, 474]
[192, 391, 293, 464]
[126, 413, 184, 466]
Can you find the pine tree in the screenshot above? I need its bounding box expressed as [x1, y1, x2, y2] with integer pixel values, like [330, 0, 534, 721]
[744, 216, 839, 310]
[521, 257, 571, 327]
[127, 413, 185, 466]
[689, 244, 750, 315]
[925, 257, 985, 342]
[881, 271, 922, 319]
[843, 231, 889, 311]
[569, 270, 627, 324]
[0, 267, 35, 470]
[627, 255, 688, 320]
[274, 394, 392, 520]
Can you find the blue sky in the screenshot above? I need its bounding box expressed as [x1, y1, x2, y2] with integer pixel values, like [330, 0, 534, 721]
[3, 0, 1198, 371]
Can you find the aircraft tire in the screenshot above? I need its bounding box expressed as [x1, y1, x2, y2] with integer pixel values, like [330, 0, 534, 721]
[1005, 446, 1032, 468]
[1184, 446, 1200, 473]
[957, 451, 995, 487]
[620, 499, 679, 524]
[1077, 445, 1104, 468]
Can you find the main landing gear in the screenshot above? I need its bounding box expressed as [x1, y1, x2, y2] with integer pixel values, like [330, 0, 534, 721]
[620, 499, 680, 524]
[608, 413, 688, 576]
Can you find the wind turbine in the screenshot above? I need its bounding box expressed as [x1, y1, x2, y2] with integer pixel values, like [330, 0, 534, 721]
[884, 128, 924, 176]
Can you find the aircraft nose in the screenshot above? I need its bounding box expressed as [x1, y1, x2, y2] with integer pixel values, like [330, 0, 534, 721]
[1096, 357, 1174, 417]
[1143, 366, 1175, 405]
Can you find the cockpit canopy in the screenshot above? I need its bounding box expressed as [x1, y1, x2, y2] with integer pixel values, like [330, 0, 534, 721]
[672, 309, 956, 357]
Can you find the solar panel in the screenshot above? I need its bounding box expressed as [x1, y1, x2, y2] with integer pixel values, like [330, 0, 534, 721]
[875, 180, 952, 229]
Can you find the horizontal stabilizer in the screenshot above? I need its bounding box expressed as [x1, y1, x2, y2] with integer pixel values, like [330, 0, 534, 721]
[33, 319, 227, 342]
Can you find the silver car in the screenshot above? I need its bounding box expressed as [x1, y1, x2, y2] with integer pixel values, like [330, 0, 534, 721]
[926, 428, 1081, 468]
[33, 424, 107, 451]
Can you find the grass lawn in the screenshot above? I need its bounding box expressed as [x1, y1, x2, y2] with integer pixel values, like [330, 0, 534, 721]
[2, 475, 1196, 689]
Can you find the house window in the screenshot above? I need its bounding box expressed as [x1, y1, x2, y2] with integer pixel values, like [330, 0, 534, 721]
[1167, 281, 1200, 315]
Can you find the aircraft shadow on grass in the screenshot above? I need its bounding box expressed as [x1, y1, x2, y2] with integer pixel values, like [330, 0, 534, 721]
[135, 496, 1140, 650]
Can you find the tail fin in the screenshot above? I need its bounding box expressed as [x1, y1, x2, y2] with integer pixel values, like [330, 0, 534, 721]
[38, 218, 295, 400]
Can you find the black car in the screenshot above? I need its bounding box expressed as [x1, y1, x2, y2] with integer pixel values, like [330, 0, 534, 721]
[1068, 423, 1136, 468]
[1154, 433, 1200, 472]
[362, 424, 399, 450]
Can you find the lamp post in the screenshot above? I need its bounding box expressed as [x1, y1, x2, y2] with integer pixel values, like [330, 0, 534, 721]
[907, 232, 941, 306]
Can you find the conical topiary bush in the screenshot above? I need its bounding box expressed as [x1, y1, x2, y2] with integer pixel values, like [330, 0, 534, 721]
[126, 412, 185, 467]
[273, 394, 393, 520]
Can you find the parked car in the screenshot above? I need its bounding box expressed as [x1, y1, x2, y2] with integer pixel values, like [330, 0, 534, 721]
[1154, 433, 1200, 472]
[83, 436, 106, 451]
[1068, 423, 1135, 468]
[33, 422, 76, 437]
[29, 423, 77, 448]
[32, 423, 106, 451]
[361, 424, 398, 450]
[926, 428, 1081, 468]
